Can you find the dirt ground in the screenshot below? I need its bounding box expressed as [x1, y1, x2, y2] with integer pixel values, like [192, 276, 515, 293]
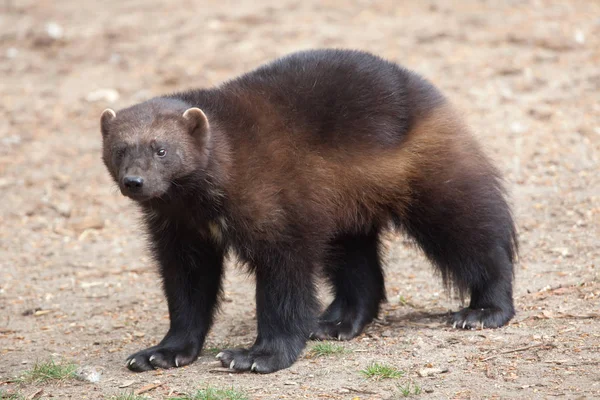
[1, 0, 599, 399]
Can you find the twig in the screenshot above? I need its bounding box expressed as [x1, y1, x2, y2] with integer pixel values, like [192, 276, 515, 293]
[27, 388, 43, 399]
[208, 368, 245, 374]
[482, 343, 555, 361]
[342, 387, 377, 395]
[135, 383, 163, 395]
[544, 360, 600, 366]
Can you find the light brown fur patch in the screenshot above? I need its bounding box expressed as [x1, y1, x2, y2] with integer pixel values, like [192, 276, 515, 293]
[221, 100, 480, 240]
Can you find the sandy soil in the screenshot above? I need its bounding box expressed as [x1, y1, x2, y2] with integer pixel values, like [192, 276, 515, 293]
[1, 0, 599, 399]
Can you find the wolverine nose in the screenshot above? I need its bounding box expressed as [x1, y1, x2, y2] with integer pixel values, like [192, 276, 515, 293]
[123, 176, 144, 189]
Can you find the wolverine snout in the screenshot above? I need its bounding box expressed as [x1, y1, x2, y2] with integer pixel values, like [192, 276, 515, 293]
[121, 175, 149, 199]
[119, 173, 167, 201]
[123, 175, 144, 190]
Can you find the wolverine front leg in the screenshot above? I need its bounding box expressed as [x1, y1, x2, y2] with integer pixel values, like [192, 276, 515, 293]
[217, 249, 319, 373]
[127, 221, 224, 372]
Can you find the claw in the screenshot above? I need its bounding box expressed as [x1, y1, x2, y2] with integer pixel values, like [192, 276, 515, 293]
[462, 321, 467, 329]
[251, 362, 258, 372]
[229, 360, 235, 369]
[148, 355, 156, 362]
[452, 321, 457, 329]
[480, 321, 485, 330]
[216, 352, 224, 360]
[129, 358, 136, 366]
[337, 333, 342, 341]
[175, 358, 179, 367]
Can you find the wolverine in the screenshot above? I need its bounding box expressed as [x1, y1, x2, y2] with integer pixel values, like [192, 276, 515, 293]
[100, 49, 517, 374]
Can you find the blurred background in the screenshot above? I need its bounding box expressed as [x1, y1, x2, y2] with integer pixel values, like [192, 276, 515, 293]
[1, 1, 599, 399]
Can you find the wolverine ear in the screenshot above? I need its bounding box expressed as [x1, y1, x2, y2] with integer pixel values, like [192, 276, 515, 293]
[100, 108, 116, 137]
[183, 107, 210, 143]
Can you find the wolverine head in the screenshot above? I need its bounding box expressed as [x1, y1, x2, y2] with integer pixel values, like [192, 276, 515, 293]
[100, 98, 211, 202]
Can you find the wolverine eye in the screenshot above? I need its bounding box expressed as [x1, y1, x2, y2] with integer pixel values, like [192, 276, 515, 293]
[156, 149, 166, 157]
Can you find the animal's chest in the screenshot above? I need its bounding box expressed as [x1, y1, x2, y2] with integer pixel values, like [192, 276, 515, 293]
[202, 216, 228, 245]
[148, 200, 228, 244]
[169, 207, 229, 245]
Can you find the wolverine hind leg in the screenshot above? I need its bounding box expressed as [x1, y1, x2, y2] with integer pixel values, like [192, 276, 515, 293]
[399, 157, 517, 329]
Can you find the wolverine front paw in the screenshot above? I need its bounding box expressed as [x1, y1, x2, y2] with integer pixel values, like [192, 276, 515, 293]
[450, 307, 515, 330]
[126, 338, 201, 372]
[216, 341, 303, 374]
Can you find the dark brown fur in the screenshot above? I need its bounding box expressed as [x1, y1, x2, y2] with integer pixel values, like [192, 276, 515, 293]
[100, 49, 517, 374]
